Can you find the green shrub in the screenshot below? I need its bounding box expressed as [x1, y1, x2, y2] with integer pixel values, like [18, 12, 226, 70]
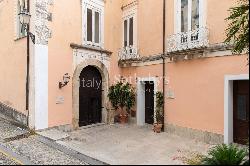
[202, 144, 248, 165]
[108, 82, 135, 115]
[155, 92, 164, 124]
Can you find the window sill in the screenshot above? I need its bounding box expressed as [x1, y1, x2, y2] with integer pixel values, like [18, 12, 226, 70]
[14, 35, 27, 41]
[84, 42, 103, 48]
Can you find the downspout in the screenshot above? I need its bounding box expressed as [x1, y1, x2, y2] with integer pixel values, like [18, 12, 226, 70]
[162, 0, 166, 131]
[26, 0, 30, 127]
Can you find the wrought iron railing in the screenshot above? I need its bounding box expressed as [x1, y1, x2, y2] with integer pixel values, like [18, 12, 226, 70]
[166, 27, 209, 53]
[118, 46, 139, 60]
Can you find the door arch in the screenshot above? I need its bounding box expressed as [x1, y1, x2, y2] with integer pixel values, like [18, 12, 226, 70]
[73, 59, 109, 129]
[79, 66, 102, 126]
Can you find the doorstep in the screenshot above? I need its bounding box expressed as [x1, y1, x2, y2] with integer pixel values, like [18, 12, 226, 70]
[37, 129, 70, 141]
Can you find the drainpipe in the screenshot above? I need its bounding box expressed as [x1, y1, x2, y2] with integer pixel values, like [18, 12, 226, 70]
[26, 0, 30, 127]
[162, 0, 166, 131]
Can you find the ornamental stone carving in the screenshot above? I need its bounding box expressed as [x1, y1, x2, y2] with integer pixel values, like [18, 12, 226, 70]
[73, 48, 111, 72]
[35, 0, 52, 45]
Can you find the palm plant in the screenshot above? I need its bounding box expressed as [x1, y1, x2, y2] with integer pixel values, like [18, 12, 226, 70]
[202, 144, 248, 165]
[225, 0, 249, 55]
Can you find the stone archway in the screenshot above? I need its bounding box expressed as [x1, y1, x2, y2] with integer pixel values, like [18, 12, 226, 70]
[73, 59, 109, 129]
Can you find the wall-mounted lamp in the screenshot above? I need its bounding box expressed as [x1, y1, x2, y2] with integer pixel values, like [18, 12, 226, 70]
[18, 9, 35, 44]
[59, 73, 71, 89]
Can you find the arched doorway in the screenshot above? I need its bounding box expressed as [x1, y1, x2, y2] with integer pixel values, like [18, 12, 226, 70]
[73, 59, 109, 129]
[79, 66, 102, 126]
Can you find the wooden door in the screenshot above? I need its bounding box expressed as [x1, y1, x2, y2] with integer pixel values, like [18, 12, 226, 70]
[79, 66, 102, 127]
[233, 80, 249, 145]
[145, 81, 154, 124]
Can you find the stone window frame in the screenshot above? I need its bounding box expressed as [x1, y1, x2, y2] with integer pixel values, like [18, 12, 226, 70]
[122, 2, 138, 49]
[82, 0, 104, 48]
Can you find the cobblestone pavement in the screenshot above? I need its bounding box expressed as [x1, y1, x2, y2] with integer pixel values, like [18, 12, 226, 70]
[4, 136, 86, 165]
[0, 115, 87, 165]
[0, 151, 18, 165]
[0, 115, 27, 141]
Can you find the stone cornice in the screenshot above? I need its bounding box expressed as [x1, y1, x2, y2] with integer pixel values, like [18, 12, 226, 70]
[121, 0, 138, 10]
[70, 43, 112, 56]
[118, 43, 236, 67]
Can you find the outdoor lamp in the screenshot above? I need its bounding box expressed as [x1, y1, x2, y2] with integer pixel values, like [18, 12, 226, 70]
[59, 73, 71, 89]
[18, 9, 35, 44]
[18, 9, 31, 25]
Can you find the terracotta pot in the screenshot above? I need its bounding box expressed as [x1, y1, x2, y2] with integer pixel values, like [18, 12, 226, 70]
[108, 109, 116, 124]
[119, 114, 128, 124]
[131, 109, 136, 118]
[153, 123, 163, 133]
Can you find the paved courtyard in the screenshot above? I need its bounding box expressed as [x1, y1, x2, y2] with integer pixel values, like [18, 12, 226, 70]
[0, 112, 214, 165]
[40, 124, 213, 165]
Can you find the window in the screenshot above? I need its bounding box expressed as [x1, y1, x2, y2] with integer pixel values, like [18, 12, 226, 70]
[237, 95, 247, 120]
[123, 17, 134, 47]
[191, 0, 199, 30]
[17, 0, 26, 38]
[86, 8, 100, 44]
[181, 0, 188, 32]
[177, 0, 204, 33]
[129, 17, 133, 46]
[82, 0, 104, 47]
[119, 2, 138, 60]
[122, 1, 137, 49]
[87, 9, 92, 42]
[181, 0, 199, 32]
[95, 12, 100, 43]
[124, 20, 128, 47]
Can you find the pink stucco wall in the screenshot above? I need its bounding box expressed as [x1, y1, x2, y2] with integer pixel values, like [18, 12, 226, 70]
[105, 0, 123, 84]
[0, 0, 27, 114]
[207, 0, 236, 44]
[138, 0, 163, 57]
[121, 55, 248, 135]
[47, 0, 82, 127]
[166, 55, 249, 134]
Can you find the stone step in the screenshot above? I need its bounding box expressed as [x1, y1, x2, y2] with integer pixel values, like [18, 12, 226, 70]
[79, 123, 106, 130]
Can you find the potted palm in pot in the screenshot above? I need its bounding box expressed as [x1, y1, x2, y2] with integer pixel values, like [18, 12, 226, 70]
[108, 82, 135, 124]
[153, 91, 164, 133]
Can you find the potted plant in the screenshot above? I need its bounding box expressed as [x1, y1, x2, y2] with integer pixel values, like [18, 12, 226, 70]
[153, 91, 164, 133]
[108, 82, 136, 124]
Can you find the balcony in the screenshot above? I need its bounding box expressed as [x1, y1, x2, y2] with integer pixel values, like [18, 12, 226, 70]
[118, 46, 140, 61]
[166, 27, 209, 53]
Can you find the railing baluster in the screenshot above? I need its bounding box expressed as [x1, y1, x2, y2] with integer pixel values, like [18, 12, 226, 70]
[167, 27, 209, 53]
[118, 46, 139, 61]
